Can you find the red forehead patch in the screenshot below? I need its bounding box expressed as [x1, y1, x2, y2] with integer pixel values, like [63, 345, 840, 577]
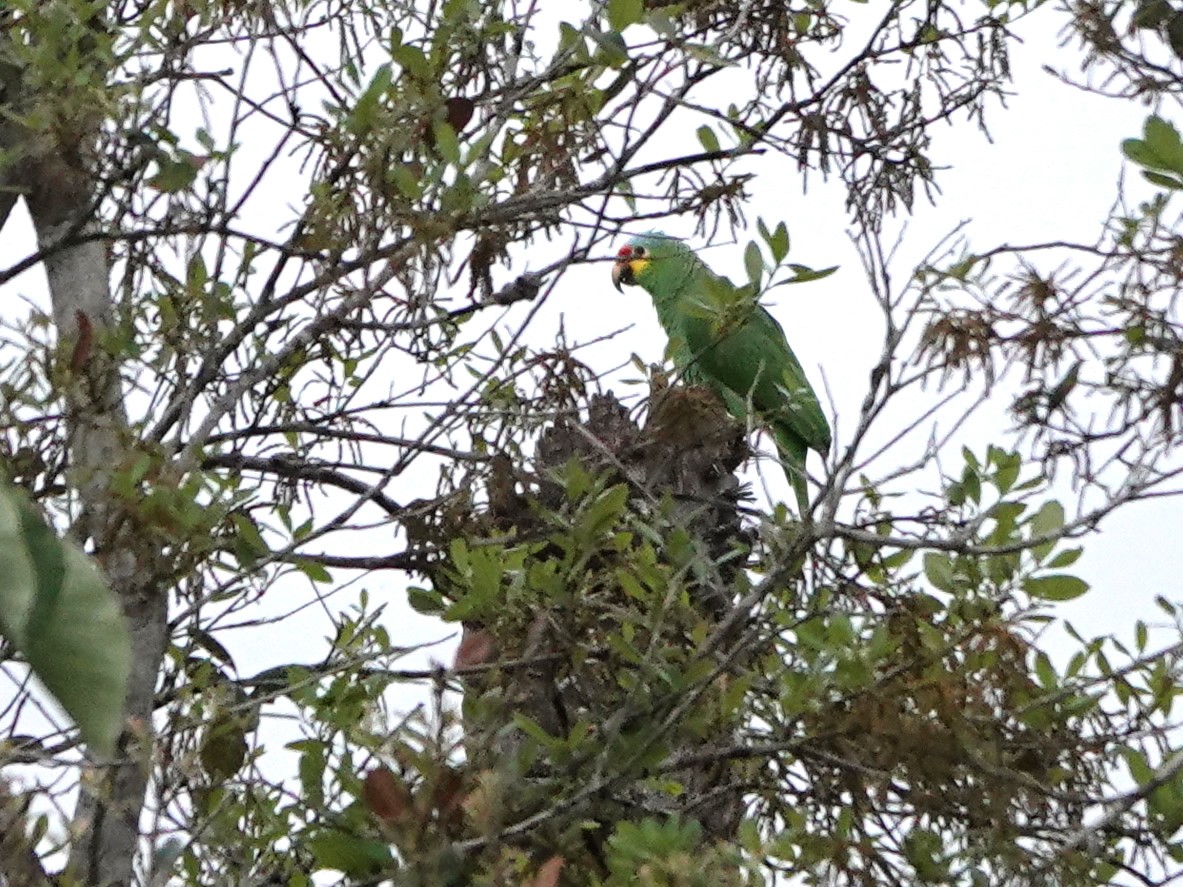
[617, 245, 633, 257]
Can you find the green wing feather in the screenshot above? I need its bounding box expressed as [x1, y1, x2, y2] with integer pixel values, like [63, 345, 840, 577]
[626, 232, 830, 511]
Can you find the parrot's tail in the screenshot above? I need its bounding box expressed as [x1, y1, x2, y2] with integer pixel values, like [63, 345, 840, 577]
[772, 424, 811, 515]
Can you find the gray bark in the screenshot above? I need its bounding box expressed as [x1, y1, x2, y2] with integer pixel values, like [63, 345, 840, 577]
[27, 153, 167, 887]
[0, 56, 28, 236]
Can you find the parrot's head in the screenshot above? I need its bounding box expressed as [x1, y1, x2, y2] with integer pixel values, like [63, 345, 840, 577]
[611, 232, 690, 294]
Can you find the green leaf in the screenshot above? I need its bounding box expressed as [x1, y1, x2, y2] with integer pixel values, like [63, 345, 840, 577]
[607, 0, 644, 31]
[768, 221, 790, 264]
[299, 742, 326, 808]
[1123, 116, 1183, 180]
[1046, 547, 1082, 568]
[349, 63, 392, 133]
[1046, 361, 1081, 411]
[0, 484, 131, 756]
[407, 586, 445, 616]
[392, 44, 430, 81]
[1169, 11, 1183, 58]
[147, 155, 203, 193]
[993, 451, 1021, 494]
[388, 165, 423, 199]
[512, 713, 562, 749]
[1142, 170, 1183, 190]
[432, 120, 462, 165]
[683, 42, 733, 66]
[696, 125, 720, 153]
[1133, 0, 1173, 29]
[199, 715, 249, 782]
[647, 9, 677, 37]
[306, 831, 393, 878]
[923, 552, 956, 592]
[782, 264, 839, 284]
[1123, 746, 1155, 785]
[963, 447, 980, 470]
[1146, 115, 1183, 160]
[902, 827, 948, 881]
[1024, 574, 1090, 602]
[744, 241, 764, 288]
[1122, 138, 1158, 168]
[1034, 651, 1058, 689]
[961, 466, 981, 505]
[578, 484, 630, 539]
[589, 29, 629, 66]
[296, 559, 332, 583]
[1029, 500, 1065, 562]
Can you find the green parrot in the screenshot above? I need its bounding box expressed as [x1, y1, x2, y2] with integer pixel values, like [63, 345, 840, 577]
[611, 231, 831, 513]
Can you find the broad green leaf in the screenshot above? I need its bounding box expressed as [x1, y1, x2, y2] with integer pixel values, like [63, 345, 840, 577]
[1169, 12, 1183, 58]
[923, 552, 956, 592]
[199, 714, 249, 783]
[391, 44, 429, 80]
[607, 0, 644, 31]
[432, 121, 462, 166]
[993, 452, 1021, 494]
[1123, 116, 1183, 180]
[296, 558, 332, 583]
[348, 63, 392, 133]
[590, 29, 629, 66]
[1142, 170, 1183, 190]
[744, 241, 764, 288]
[0, 484, 130, 756]
[299, 742, 327, 808]
[407, 586, 445, 616]
[768, 221, 790, 264]
[961, 465, 982, 505]
[1024, 574, 1090, 602]
[579, 484, 630, 539]
[1034, 651, 1058, 689]
[963, 446, 980, 470]
[902, 828, 948, 881]
[388, 165, 423, 199]
[306, 831, 393, 877]
[1046, 547, 1082, 569]
[1145, 115, 1183, 164]
[1133, 0, 1173, 29]
[147, 155, 203, 193]
[1029, 500, 1065, 561]
[1046, 361, 1081, 410]
[1124, 747, 1155, 785]
[696, 125, 720, 153]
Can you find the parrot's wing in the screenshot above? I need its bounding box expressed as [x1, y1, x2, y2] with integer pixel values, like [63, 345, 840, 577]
[749, 306, 832, 455]
[686, 285, 832, 457]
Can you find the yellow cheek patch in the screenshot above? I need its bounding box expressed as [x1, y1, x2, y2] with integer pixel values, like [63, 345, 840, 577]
[630, 258, 651, 277]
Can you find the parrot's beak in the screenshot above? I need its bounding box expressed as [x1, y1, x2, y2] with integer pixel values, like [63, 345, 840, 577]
[611, 260, 634, 292]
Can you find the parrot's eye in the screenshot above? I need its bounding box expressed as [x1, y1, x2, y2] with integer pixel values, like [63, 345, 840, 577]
[633, 246, 647, 257]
